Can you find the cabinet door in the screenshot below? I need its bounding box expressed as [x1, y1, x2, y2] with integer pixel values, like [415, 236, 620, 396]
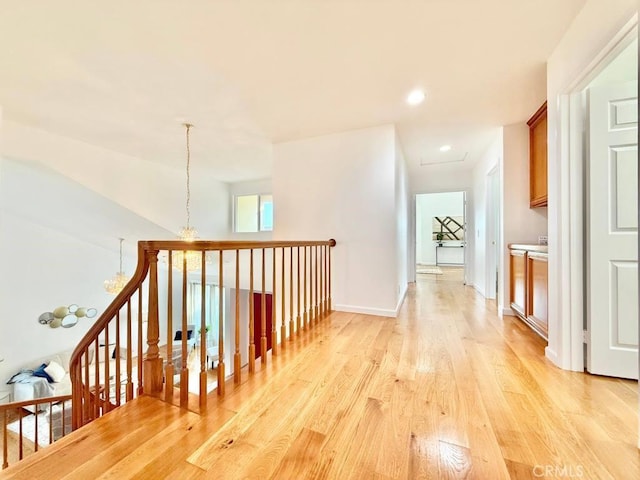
[526, 253, 548, 338]
[528, 102, 548, 207]
[509, 250, 527, 317]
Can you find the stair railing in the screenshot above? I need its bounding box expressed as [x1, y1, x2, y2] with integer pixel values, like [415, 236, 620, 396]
[1, 395, 72, 470]
[70, 239, 336, 429]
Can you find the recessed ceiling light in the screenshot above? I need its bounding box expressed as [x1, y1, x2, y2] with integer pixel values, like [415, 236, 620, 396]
[406, 89, 425, 106]
[439, 145, 452, 152]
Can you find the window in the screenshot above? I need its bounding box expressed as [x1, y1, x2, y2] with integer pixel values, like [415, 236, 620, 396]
[235, 194, 273, 232]
[187, 282, 224, 345]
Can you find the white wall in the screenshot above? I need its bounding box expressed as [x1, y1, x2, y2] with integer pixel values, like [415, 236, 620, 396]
[501, 123, 548, 312]
[273, 125, 401, 316]
[416, 192, 465, 266]
[410, 166, 473, 195]
[0, 157, 175, 383]
[471, 131, 503, 297]
[2, 120, 230, 240]
[547, 0, 637, 369]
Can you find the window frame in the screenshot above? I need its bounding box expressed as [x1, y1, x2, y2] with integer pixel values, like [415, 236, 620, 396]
[233, 193, 273, 233]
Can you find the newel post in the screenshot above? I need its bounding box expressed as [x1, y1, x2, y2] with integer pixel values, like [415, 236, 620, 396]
[143, 249, 164, 395]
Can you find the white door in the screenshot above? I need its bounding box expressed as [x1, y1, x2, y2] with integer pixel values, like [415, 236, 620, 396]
[587, 81, 638, 379]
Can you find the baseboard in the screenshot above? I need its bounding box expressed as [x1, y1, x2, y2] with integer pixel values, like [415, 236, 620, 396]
[395, 285, 408, 316]
[500, 307, 515, 317]
[334, 304, 397, 318]
[545, 346, 560, 367]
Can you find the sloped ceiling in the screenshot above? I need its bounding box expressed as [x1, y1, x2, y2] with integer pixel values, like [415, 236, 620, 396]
[0, 0, 586, 182]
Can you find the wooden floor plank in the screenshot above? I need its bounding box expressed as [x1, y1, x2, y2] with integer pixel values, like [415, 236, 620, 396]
[268, 428, 326, 480]
[1, 267, 637, 479]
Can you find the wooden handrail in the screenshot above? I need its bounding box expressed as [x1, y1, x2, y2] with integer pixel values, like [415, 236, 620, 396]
[1, 395, 72, 470]
[0, 395, 72, 412]
[70, 241, 151, 428]
[139, 239, 336, 251]
[69, 238, 336, 431]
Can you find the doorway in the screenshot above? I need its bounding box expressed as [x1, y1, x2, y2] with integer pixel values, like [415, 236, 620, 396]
[415, 191, 466, 281]
[584, 37, 638, 379]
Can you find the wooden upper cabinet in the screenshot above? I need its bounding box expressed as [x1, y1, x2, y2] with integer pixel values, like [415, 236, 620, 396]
[527, 102, 548, 208]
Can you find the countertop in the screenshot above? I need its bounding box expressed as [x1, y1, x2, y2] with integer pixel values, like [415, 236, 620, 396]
[508, 243, 548, 253]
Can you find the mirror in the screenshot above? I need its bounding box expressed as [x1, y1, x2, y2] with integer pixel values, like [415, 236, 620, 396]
[61, 314, 78, 328]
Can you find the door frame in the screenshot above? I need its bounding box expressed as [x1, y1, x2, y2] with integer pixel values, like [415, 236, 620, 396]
[485, 166, 500, 301]
[557, 17, 638, 372]
[412, 190, 469, 279]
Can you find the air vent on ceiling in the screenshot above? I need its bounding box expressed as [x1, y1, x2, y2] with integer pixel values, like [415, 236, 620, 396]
[419, 151, 468, 166]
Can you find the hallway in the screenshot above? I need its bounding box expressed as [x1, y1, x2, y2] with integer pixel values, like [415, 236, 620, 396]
[2, 271, 638, 479]
[407, 269, 638, 478]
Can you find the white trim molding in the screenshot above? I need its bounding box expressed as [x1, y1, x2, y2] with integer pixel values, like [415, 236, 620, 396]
[334, 304, 397, 318]
[548, 10, 637, 372]
[500, 307, 515, 317]
[395, 285, 408, 316]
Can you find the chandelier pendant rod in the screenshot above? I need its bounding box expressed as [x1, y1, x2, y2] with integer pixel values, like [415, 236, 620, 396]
[119, 237, 124, 273]
[185, 123, 193, 231]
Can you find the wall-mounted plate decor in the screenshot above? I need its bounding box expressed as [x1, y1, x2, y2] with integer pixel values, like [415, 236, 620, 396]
[61, 314, 79, 328]
[38, 312, 54, 325]
[39, 304, 97, 329]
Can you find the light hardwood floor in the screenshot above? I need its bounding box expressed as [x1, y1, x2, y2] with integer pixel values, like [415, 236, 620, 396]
[2, 268, 638, 479]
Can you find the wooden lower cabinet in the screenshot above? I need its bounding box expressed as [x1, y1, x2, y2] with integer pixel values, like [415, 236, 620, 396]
[509, 250, 527, 317]
[508, 246, 548, 340]
[526, 253, 548, 338]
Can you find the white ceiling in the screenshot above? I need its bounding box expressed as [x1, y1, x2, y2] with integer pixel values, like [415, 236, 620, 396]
[0, 0, 586, 183]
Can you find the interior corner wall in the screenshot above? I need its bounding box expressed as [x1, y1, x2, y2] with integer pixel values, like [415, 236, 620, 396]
[501, 123, 548, 313]
[546, 0, 637, 369]
[471, 131, 503, 297]
[394, 133, 410, 310]
[272, 125, 399, 316]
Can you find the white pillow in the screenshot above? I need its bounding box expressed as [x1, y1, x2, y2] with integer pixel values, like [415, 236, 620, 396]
[44, 360, 66, 383]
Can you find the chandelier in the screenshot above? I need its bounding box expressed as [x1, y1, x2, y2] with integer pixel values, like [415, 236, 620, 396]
[104, 238, 130, 294]
[171, 123, 210, 271]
